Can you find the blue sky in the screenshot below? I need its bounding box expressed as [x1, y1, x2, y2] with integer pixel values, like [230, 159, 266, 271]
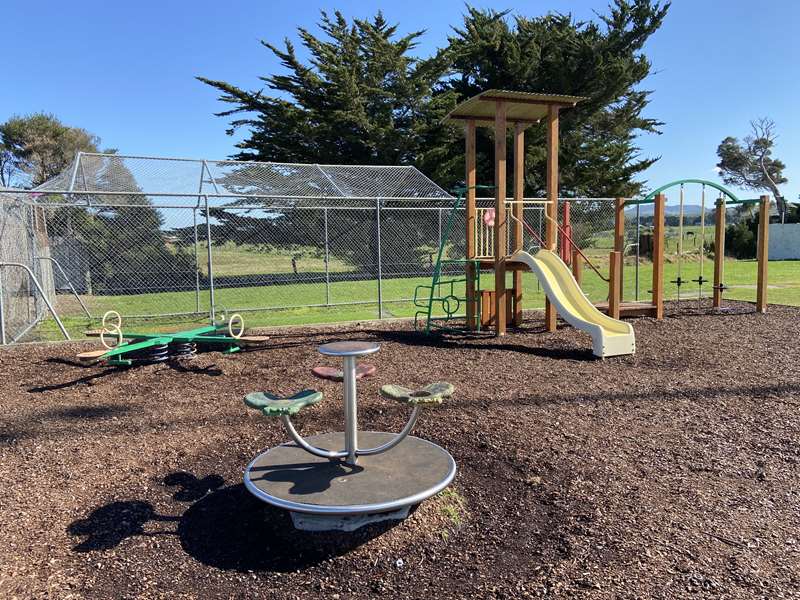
[3, 1, 799, 202]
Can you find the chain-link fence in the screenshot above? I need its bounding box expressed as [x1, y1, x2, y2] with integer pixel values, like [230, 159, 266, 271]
[0, 197, 56, 343]
[1, 154, 797, 343]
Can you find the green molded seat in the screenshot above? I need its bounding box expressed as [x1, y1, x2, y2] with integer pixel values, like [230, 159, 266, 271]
[380, 382, 454, 406]
[243, 389, 324, 416]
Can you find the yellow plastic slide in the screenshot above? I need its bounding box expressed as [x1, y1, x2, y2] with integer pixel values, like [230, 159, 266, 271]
[509, 249, 635, 358]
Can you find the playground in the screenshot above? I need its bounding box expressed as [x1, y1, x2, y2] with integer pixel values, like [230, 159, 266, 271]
[0, 301, 798, 597]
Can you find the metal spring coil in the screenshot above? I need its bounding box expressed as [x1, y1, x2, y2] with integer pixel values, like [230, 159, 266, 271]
[169, 341, 197, 359]
[129, 342, 170, 364]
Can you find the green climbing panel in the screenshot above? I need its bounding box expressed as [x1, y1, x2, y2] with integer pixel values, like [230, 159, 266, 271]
[413, 186, 494, 335]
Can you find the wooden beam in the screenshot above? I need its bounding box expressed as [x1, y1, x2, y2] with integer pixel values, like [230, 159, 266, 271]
[712, 197, 726, 308]
[571, 248, 582, 286]
[608, 251, 622, 319]
[494, 100, 508, 336]
[512, 123, 525, 326]
[756, 195, 770, 313]
[652, 193, 665, 319]
[465, 120, 477, 329]
[544, 105, 559, 332]
[480, 95, 577, 108]
[447, 115, 541, 125]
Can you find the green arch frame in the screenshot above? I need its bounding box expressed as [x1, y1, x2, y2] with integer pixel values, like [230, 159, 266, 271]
[638, 178, 741, 204]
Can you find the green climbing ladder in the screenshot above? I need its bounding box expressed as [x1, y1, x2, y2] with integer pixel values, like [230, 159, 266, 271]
[413, 186, 493, 334]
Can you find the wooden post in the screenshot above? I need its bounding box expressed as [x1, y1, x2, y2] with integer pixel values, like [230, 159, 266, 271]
[544, 105, 559, 332]
[652, 193, 665, 319]
[609, 251, 622, 319]
[712, 197, 726, 308]
[512, 123, 525, 326]
[571, 248, 582, 286]
[465, 120, 477, 329]
[756, 195, 770, 313]
[493, 101, 507, 336]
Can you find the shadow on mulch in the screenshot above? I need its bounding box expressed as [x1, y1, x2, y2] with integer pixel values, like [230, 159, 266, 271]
[44, 404, 133, 420]
[163, 361, 224, 377]
[28, 361, 123, 392]
[371, 328, 596, 361]
[67, 472, 401, 573]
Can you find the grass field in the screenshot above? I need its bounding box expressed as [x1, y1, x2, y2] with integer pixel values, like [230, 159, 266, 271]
[195, 241, 354, 276]
[31, 256, 800, 341]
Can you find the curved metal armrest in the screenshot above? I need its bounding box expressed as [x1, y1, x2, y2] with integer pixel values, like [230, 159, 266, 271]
[281, 416, 347, 460]
[357, 406, 420, 456]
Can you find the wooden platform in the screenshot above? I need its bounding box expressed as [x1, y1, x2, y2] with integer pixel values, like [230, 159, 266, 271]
[476, 259, 530, 271]
[594, 302, 659, 318]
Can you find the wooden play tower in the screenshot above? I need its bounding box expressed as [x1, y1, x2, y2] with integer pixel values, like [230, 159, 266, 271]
[444, 89, 586, 336]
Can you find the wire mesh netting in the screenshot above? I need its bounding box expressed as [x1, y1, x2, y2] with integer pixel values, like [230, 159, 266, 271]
[35, 153, 452, 201]
[0, 198, 54, 342]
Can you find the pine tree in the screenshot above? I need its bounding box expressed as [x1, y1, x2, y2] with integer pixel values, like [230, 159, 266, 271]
[442, 1, 669, 196]
[198, 11, 455, 167]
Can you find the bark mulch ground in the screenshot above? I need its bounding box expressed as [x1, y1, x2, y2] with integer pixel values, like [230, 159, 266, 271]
[1, 301, 799, 599]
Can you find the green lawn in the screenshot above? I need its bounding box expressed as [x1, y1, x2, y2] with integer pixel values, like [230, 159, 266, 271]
[198, 241, 353, 276]
[31, 258, 800, 341]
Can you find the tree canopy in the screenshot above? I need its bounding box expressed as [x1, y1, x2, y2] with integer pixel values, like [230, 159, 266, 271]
[716, 117, 789, 218]
[0, 113, 102, 187]
[443, 2, 669, 196]
[198, 11, 454, 168]
[200, 1, 670, 197]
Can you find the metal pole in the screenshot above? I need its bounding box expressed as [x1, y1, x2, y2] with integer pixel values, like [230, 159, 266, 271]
[376, 198, 383, 319]
[0, 263, 70, 340]
[192, 207, 200, 313]
[343, 355, 359, 465]
[66, 151, 82, 195]
[204, 195, 215, 321]
[323, 208, 331, 306]
[438, 207, 443, 250]
[36, 257, 91, 318]
[635, 204, 641, 301]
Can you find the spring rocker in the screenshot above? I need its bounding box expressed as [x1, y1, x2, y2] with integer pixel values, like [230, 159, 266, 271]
[76, 309, 269, 366]
[242, 341, 456, 532]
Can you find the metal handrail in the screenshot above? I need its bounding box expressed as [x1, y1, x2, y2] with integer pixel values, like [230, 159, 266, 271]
[36, 257, 91, 318]
[0, 262, 70, 342]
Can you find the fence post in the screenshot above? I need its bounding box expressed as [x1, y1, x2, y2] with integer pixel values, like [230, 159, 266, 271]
[376, 198, 383, 319]
[0, 269, 6, 345]
[756, 195, 770, 313]
[438, 207, 443, 250]
[614, 197, 626, 298]
[204, 195, 215, 321]
[193, 206, 201, 314]
[323, 207, 331, 306]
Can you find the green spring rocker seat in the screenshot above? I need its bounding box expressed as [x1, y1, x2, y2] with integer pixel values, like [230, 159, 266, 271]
[244, 389, 324, 417]
[380, 382, 454, 406]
